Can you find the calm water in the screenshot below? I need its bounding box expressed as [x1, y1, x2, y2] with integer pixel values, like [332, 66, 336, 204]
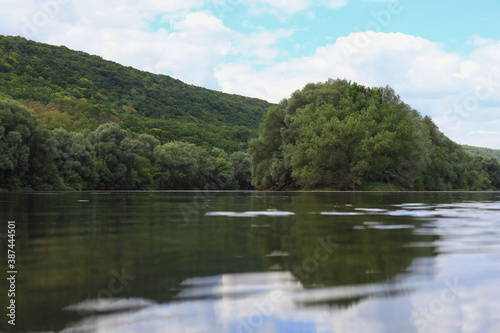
[1, 191, 500, 332]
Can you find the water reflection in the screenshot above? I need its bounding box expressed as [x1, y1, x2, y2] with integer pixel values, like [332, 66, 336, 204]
[1, 192, 500, 332]
[61, 271, 417, 333]
[61, 255, 500, 333]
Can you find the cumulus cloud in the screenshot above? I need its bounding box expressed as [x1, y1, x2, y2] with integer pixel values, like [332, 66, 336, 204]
[41, 10, 233, 88]
[214, 31, 500, 147]
[0, 1, 296, 89]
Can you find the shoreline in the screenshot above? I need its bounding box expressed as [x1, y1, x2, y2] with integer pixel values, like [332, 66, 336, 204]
[2, 189, 499, 194]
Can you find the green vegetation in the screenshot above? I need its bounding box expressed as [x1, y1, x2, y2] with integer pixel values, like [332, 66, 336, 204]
[2, 35, 499, 191]
[0, 35, 272, 152]
[249, 79, 500, 191]
[1, 99, 252, 190]
[463, 145, 500, 161]
[0, 35, 270, 190]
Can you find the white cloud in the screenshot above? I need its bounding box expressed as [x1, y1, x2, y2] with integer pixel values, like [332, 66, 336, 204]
[239, 0, 311, 15]
[216, 32, 464, 101]
[239, 0, 353, 16]
[235, 28, 295, 63]
[321, 0, 349, 9]
[215, 31, 500, 148]
[468, 130, 500, 135]
[46, 10, 234, 89]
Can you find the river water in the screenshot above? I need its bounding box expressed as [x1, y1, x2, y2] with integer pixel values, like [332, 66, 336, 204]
[1, 191, 500, 332]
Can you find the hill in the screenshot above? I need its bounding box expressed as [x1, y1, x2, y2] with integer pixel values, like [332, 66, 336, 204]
[0, 35, 273, 151]
[249, 79, 500, 191]
[462, 145, 500, 161]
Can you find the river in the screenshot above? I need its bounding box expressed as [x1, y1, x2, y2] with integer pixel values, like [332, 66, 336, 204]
[1, 191, 499, 332]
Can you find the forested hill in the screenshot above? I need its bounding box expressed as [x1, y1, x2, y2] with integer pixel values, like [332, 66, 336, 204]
[463, 145, 500, 161]
[249, 79, 500, 191]
[0, 35, 273, 151]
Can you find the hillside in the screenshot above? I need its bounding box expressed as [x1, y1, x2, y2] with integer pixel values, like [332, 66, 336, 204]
[462, 145, 500, 161]
[0, 35, 273, 151]
[249, 79, 500, 191]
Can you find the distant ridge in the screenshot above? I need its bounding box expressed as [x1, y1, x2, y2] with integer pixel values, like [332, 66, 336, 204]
[462, 145, 500, 161]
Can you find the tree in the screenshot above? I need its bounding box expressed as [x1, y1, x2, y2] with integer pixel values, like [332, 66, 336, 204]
[210, 147, 236, 189]
[53, 128, 98, 189]
[130, 133, 160, 189]
[230, 151, 252, 190]
[249, 103, 292, 190]
[90, 123, 138, 189]
[0, 99, 60, 189]
[153, 141, 215, 189]
[249, 79, 490, 191]
[0, 99, 33, 187]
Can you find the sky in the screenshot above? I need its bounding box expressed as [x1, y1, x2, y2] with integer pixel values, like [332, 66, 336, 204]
[1, 0, 500, 148]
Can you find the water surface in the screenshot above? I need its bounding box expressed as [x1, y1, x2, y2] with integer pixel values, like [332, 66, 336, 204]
[1, 191, 500, 332]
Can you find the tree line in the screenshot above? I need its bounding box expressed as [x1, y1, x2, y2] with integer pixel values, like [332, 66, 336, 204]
[249, 79, 500, 191]
[1, 99, 251, 190]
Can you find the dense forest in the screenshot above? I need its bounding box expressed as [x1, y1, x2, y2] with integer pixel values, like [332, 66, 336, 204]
[0, 35, 267, 190]
[0, 99, 252, 190]
[463, 145, 500, 161]
[0, 35, 272, 152]
[249, 79, 500, 191]
[2, 36, 500, 191]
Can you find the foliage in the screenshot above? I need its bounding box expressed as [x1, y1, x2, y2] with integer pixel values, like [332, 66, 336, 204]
[153, 141, 213, 190]
[0, 35, 272, 152]
[230, 151, 253, 190]
[0, 99, 60, 189]
[53, 128, 98, 189]
[0, 100, 252, 190]
[2, 34, 499, 192]
[462, 145, 500, 161]
[249, 79, 500, 191]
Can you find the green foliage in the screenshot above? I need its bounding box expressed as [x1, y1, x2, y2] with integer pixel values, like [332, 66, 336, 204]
[0, 99, 60, 189]
[249, 104, 292, 190]
[153, 141, 215, 190]
[0, 99, 34, 182]
[90, 123, 139, 189]
[3, 34, 499, 192]
[0, 35, 272, 152]
[1, 99, 252, 191]
[462, 145, 500, 161]
[53, 128, 98, 189]
[210, 148, 237, 189]
[230, 151, 253, 190]
[250, 79, 500, 191]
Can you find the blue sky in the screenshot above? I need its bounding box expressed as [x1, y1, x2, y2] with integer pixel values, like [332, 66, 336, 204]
[1, 0, 500, 148]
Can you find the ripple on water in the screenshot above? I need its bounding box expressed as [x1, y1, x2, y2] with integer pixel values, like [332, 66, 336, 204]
[205, 209, 295, 217]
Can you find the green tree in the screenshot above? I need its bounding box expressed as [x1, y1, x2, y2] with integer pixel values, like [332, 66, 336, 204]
[130, 133, 160, 189]
[53, 128, 98, 189]
[249, 79, 493, 191]
[0, 99, 33, 187]
[90, 123, 138, 189]
[153, 141, 215, 189]
[0, 99, 60, 189]
[230, 151, 252, 190]
[249, 103, 292, 190]
[210, 147, 236, 189]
